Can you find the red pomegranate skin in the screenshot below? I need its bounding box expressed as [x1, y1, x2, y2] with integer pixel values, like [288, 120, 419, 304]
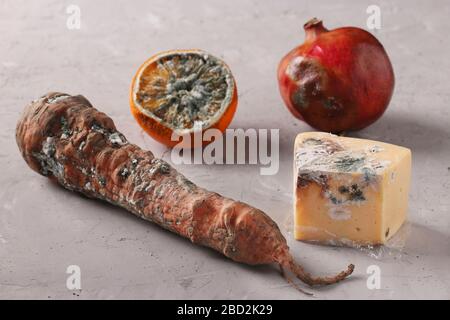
[278, 18, 395, 132]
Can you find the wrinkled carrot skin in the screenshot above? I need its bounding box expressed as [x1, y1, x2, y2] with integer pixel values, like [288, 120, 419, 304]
[16, 93, 353, 289]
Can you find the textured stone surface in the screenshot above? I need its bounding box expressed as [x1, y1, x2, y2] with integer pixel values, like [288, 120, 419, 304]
[1, 0, 449, 299]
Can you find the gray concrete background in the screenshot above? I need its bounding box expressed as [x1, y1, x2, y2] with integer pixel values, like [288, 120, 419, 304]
[1, 0, 449, 299]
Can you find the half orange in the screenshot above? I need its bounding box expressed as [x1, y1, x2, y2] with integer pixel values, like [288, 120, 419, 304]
[130, 49, 238, 148]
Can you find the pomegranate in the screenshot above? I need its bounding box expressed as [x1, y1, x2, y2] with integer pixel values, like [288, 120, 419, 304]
[278, 18, 395, 132]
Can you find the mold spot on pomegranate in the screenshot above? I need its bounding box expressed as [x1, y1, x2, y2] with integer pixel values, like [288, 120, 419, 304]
[323, 97, 344, 115]
[291, 87, 309, 109]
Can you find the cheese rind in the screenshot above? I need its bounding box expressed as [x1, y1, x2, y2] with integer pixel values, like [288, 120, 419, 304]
[293, 132, 411, 246]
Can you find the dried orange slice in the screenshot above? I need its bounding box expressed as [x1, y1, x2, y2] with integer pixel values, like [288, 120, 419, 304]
[130, 49, 238, 148]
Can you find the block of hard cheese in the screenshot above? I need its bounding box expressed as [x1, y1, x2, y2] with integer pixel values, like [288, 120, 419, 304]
[294, 132, 411, 246]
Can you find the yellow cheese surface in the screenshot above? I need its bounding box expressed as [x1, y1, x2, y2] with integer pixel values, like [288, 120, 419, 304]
[293, 132, 411, 246]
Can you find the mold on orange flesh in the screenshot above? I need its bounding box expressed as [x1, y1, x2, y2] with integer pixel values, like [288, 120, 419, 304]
[130, 50, 238, 148]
